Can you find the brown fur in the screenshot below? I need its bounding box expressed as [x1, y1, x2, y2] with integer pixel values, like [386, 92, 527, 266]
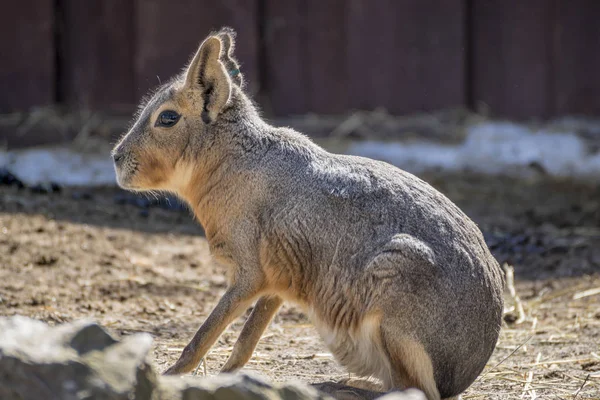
[112, 28, 504, 400]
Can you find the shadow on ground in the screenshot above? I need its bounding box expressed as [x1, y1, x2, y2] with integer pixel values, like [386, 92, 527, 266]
[1, 171, 599, 280]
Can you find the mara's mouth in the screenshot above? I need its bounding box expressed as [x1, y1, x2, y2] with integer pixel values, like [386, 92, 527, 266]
[113, 164, 139, 190]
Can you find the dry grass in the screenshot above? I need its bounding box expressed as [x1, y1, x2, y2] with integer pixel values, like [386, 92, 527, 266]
[466, 269, 600, 399]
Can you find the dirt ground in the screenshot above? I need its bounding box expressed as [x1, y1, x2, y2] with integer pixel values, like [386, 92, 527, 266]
[1, 172, 599, 399]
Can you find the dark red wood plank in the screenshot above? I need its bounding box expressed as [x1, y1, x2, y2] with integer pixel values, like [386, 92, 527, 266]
[263, 0, 308, 116]
[413, 0, 467, 112]
[304, 0, 348, 114]
[0, 0, 54, 111]
[60, 0, 135, 111]
[471, 1, 554, 119]
[347, 0, 465, 114]
[265, 0, 349, 116]
[134, 0, 259, 100]
[265, 0, 465, 117]
[346, 0, 397, 112]
[553, 0, 600, 115]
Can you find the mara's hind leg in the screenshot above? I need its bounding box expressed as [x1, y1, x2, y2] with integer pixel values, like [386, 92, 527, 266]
[382, 333, 440, 400]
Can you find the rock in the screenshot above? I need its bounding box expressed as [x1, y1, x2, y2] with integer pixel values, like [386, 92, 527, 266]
[312, 382, 427, 400]
[0, 167, 24, 188]
[0, 317, 426, 400]
[69, 322, 118, 355]
[30, 181, 62, 194]
[0, 316, 156, 400]
[378, 390, 427, 400]
[158, 373, 332, 400]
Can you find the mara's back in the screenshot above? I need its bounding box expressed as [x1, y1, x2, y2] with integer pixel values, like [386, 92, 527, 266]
[255, 128, 504, 397]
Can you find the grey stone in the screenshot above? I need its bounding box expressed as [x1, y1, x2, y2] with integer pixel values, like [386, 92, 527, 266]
[69, 322, 118, 355]
[0, 316, 155, 400]
[311, 382, 427, 400]
[159, 373, 331, 400]
[378, 390, 427, 400]
[0, 317, 425, 400]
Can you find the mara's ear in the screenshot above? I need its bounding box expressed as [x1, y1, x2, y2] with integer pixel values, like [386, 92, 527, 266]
[184, 36, 231, 124]
[215, 27, 244, 87]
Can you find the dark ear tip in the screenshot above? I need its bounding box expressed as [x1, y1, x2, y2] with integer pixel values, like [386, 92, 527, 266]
[201, 110, 212, 124]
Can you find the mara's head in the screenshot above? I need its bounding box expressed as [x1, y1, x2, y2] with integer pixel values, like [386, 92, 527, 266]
[112, 28, 245, 193]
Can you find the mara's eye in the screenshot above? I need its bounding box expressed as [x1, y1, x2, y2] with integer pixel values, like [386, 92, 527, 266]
[155, 110, 180, 127]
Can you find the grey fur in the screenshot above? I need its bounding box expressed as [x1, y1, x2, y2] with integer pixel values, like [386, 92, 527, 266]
[112, 29, 504, 400]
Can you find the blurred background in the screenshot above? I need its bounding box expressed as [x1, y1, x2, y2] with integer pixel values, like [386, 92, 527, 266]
[1, 2, 600, 397]
[3, 0, 600, 144]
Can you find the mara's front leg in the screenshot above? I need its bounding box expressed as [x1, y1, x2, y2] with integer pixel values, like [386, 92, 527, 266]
[163, 282, 262, 375]
[221, 295, 283, 372]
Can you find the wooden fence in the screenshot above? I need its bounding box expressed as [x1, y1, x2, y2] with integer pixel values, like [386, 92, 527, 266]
[3, 0, 600, 119]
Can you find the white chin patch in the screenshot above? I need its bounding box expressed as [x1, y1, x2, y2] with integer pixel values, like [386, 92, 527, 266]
[114, 167, 133, 189]
[167, 162, 195, 193]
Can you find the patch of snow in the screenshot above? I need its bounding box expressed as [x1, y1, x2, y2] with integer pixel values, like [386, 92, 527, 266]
[1, 122, 599, 187]
[349, 122, 600, 179]
[0, 147, 115, 186]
